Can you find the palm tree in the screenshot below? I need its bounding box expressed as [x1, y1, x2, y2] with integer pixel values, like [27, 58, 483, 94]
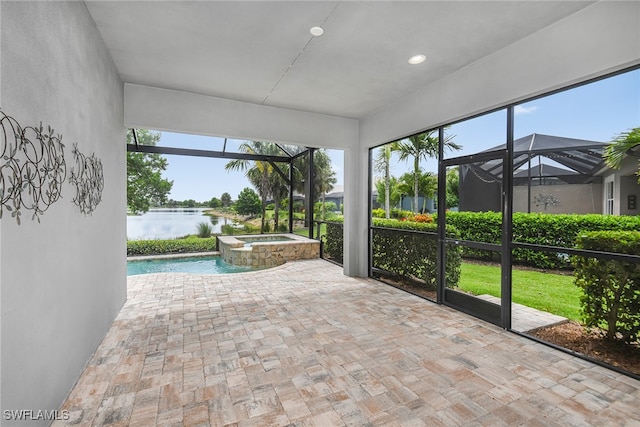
[292, 149, 336, 220]
[392, 130, 461, 212]
[269, 166, 289, 231]
[375, 175, 401, 210]
[374, 144, 392, 218]
[225, 141, 288, 232]
[397, 171, 437, 213]
[604, 127, 640, 182]
[313, 151, 337, 219]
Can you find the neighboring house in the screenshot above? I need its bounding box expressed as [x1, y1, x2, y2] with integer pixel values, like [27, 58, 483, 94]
[458, 133, 639, 215]
[400, 195, 436, 213]
[323, 191, 344, 211]
[597, 144, 640, 216]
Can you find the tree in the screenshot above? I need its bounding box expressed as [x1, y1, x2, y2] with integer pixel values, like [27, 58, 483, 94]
[208, 197, 222, 209]
[396, 171, 436, 212]
[221, 192, 232, 208]
[446, 167, 460, 209]
[375, 144, 392, 218]
[292, 149, 336, 220]
[235, 187, 261, 216]
[375, 176, 401, 209]
[419, 172, 438, 212]
[604, 127, 640, 182]
[127, 129, 173, 213]
[225, 141, 289, 232]
[314, 151, 337, 220]
[392, 130, 461, 212]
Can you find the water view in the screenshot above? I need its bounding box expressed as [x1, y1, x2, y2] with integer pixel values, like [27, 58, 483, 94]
[127, 208, 237, 240]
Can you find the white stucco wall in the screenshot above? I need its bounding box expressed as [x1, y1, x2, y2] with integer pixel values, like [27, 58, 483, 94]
[513, 184, 603, 215]
[1, 2, 125, 423]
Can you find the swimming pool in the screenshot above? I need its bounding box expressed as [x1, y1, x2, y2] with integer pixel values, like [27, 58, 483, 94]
[127, 256, 258, 276]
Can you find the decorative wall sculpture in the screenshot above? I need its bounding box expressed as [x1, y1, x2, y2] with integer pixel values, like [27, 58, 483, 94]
[0, 110, 67, 224]
[69, 143, 104, 215]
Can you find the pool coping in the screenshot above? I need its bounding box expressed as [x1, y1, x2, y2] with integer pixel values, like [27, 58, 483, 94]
[127, 251, 220, 262]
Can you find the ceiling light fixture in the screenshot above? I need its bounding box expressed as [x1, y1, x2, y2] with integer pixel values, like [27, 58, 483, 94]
[310, 26, 324, 37]
[408, 54, 427, 65]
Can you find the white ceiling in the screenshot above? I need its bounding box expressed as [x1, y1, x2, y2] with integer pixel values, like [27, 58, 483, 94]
[85, 1, 594, 120]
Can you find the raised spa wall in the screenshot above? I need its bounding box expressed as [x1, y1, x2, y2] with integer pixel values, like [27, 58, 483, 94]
[217, 234, 320, 268]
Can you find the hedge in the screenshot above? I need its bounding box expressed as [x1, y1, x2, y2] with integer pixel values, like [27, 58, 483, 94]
[444, 212, 640, 269]
[323, 222, 344, 264]
[573, 231, 640, 344]
[127, 236, 218, 256]
[371, 219, 462, 290]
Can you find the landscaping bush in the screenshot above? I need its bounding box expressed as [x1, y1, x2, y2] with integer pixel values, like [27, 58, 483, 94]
[413, 213, 434, 223]
[372, 218, 461, 290]
[323, 221, 344, 264]
[372, 208, 386, 218]
[127, 236, 218, 256]
[573, 231, 640, 343]
[445, 212, 640, 269]
[443, 211, 502, 262]
[221, 224, 236, 235]
[390, 208, 414, 220]
[196, 221, 212, 238]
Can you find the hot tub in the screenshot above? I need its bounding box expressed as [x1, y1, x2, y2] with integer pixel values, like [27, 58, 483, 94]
[217, 233, 320, 268]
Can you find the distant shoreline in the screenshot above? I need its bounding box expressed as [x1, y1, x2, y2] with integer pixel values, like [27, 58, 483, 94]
[204, 209, 255, 224]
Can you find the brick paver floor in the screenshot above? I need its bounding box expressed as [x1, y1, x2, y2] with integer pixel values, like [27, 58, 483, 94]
[56, 259, 640, 426]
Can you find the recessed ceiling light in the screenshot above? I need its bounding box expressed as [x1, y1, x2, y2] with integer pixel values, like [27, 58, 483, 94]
[408, 54, 427, 65]
[310, 26, 324, 37]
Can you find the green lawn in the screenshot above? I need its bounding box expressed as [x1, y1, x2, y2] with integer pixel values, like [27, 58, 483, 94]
[293, 223, 326, 238]
[458, 262, 583, 321]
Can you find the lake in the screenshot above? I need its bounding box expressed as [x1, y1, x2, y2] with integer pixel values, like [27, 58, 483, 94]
[127, 208, 238, 240]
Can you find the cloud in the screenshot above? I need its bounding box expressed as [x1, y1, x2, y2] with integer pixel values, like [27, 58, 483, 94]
[514, 105, 538, 115]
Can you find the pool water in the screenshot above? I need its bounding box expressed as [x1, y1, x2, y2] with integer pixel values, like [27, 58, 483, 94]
[127, 256, 257, 276]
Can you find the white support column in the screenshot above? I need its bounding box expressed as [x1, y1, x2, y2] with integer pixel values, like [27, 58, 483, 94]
[342, 146, 369, 277]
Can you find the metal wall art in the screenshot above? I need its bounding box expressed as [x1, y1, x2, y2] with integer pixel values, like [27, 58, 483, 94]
[69, 143, 104, 215]
[1, 110, 67, 224]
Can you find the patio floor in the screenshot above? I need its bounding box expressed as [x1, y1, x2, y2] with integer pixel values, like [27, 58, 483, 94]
[56, 259, 640, 426]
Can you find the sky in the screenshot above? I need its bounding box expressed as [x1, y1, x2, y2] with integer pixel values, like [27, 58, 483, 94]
[383, 67, 639, 177]
[156, 134, 344, 202]
[152, 68, 638, 202]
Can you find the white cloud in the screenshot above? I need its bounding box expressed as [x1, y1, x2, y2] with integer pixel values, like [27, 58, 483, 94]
[514, 105, 538, 115]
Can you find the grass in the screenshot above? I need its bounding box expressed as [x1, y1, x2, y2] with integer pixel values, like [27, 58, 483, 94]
[458, 262, 583, 321]
[292, 222, 327, 238]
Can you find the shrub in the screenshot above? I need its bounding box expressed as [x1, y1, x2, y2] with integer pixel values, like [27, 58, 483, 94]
[390, 208, 414, 220]
[372, 218, 461, 290]
[573, 231, 640, 343]
[324, 221, 344, 264]
[293, 200, 305, 213]
[372, 208, 386, 218]
[127, 236, 218, 256]
[221, 224, 236, 235]
[413, 214, 433, 223]
[196, 221, 212, 238]
[445, 212, 640, 269]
